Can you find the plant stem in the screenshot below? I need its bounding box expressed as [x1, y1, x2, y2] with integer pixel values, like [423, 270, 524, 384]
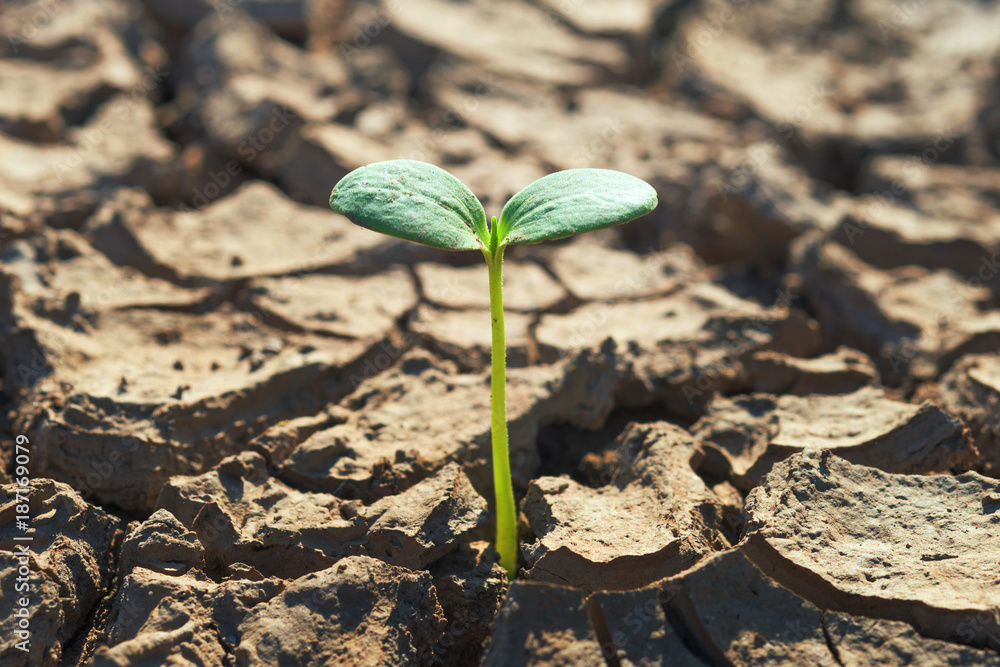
[487, 243, 516, 578]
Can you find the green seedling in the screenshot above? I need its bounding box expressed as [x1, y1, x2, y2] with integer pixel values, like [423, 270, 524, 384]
[330, 160, 657, 577]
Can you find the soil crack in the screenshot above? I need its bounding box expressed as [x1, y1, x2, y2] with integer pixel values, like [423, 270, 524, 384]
[821, 610, 846, 667]
[584, 595, 623, 667]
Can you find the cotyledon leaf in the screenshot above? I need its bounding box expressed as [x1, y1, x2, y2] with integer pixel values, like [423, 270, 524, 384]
[330, 159, 488, 251]
[496, 169, 657, 246]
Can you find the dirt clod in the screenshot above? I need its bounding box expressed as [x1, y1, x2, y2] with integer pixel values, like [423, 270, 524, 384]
[693, 386, 977, 490]
[0, 480, 122, 667]
[743, 451, 1000, 649]
[236, 556, 447, 666]
[521, 422, 730, 590]
[938, 353, 1000, 476]
[481, 582, 605, 666]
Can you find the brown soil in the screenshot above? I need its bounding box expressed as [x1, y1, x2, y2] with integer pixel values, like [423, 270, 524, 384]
[1, 0, 1000, 665]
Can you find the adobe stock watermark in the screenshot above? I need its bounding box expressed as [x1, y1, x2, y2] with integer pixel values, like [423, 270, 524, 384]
[681, 285, 797, 406]
[596, 594, 665, 660]
[50, 64, 169, 184]
[13, 263, 145, 387]
[955, 580, 1000, 651]
[571, 117, 623, 168]
[346, 333, 415, 390]
[717, 84, 834, 201]
[877, 0, 930, 40]
[841, 126, 960, 245]
[405, 73, 499, 162]
[540, 0, 586, 28]
[566, 247, 676, 349]
[6, 0, 70, 54]
[10, 435, 33, 654]
[882, 251, 999, 373]
[179, 105, 296, 214]
[671, 0, 753, 73]
[339, 0, 402, 64]
[956, 608, 1000, 651]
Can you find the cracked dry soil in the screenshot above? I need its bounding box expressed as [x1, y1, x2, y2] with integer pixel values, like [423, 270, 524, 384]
[2, 0, 1000, 665]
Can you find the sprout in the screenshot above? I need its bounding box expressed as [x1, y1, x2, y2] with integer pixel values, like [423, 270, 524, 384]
[331, 159, 657, 577]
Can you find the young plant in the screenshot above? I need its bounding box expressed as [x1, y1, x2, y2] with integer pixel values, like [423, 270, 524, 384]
[330, 160, 657, 577]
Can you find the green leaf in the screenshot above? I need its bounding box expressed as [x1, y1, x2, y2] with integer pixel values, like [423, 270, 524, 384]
[497, 169, 657, 246]
[330, 159, 488, 251]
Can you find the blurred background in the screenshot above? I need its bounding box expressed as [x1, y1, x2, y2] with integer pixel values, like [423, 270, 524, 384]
[4, 0, 1000, 478]
[4, 0, 999, 272]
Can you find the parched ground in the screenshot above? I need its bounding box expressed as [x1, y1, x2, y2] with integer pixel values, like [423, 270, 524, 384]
[1, 0, 1000, 665]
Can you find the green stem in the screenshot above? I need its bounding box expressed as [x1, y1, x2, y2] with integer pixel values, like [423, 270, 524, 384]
[486, 240, 516, 578]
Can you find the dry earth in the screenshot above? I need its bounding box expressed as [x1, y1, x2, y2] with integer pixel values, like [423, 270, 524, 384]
[1, 0, 1000, 665]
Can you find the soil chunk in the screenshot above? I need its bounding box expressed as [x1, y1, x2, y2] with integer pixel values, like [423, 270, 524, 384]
[99, 550, 452, 665]
[665, 548, 838, 666]
[157, 451, 369, 579]
[86, 182, 398, 283]
[1, 229, 209, 320]
[825, 612, 1000, 665]
[521, 422, 730, 590]
[93, 566, 285, 666]
[0, 0, 166, 143]
[659, 547, 1000, 666]
[547, 237, 703, 302]
[281, 347, 619, 502]
[792, 232, 1000, 385]
[743, 450, 1000, 648]
[938, 353, 1000, 476]
[7, 300, 372, 512]
[173, 10, 416, 208]
[251, 268, 418, 339]
[482, 582, 605, 666]
[158, 453, 486, 577]
[364, 463, 489, 569]
[535, 277, 820, 419]
[93, 574, 233, 666]
[692, 148, 848, 266]
[235, 556, 447, 666]
[861, 156, 1000, 224]
[846, 157, 1000, 280]
[119, 509, 205, 576]
[0, 97, 182, 227]
[0, 480, 122, 667]
[692, 386, 977, 490]
[428, 543, 508, 666]
[386, 0, 629, 86]
[586, 586, 705, 666]
[746, 346, 878, 395]
[672, 0, 999, 189]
